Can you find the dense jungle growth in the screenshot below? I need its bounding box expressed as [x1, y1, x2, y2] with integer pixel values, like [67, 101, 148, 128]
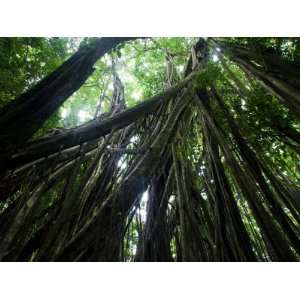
[0, 37, 299, 261]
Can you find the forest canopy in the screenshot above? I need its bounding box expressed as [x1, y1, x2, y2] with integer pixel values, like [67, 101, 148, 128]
[0, 37, 299, 262]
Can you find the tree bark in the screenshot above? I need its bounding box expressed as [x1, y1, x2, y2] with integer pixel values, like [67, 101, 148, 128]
[2, 76, 193, 173]
[0, 37, 136, 152]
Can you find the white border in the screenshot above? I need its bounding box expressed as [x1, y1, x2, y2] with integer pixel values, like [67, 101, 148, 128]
[1, 0, 300, 36]
[0, 262, 299, 299]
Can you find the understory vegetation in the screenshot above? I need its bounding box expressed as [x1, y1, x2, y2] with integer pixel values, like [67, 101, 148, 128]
[0, 37, 299, 261]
